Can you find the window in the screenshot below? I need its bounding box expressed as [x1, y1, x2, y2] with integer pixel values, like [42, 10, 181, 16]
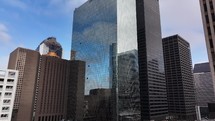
[3, 100, 10, 104]
[7, 79, 14, 83]
[6, 86, 13, 90]
[210, 1, 214, 10]
[0, 78, 4, 83]
[209, 39, 214, 48]
[4, 93, 12, 97]
[0, 114, 8, 118]
[2, 107, 9, 111]
[211, 13, 215, 22]
[214, 25, 215, 33]
[205, 15, 209, 23]
[8, 71, 16, 78]
[208, 27, 212, 35]
[204, 3, 207, 12]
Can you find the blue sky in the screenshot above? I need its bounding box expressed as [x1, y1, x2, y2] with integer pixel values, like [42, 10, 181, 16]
[0, 0, 208, 69]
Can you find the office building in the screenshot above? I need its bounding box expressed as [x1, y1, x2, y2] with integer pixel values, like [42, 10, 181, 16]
[194, 62, 215, 107]
[163, 35, 196, 120]
[67, 60, 86, 121]
[117, 50, 140, 121]
[84, 89, 111, 121]
[8, 38, 86, 121]
[72, 0, 168, 120]
[33, 55, 69, 121]
[0, 69, 18, 121]
[33, 56, 85, 121]
[193, 62, 215, 119]
[8, 48, 40, 121]
[36, 37, 63, 58]
[199, 0, 215, 94]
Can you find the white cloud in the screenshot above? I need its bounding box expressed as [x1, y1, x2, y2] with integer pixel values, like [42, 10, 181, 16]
[160, 0, 208, 64]
[0, 23, 11, 43]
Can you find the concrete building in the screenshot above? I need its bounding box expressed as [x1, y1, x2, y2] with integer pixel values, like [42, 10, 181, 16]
[199, 0, 215, 95]
[194, 62, 215, 107]
[193, 62, 215, 120]
[8, 48, 40, 121]
[0, 69, 18, 121]
[163, 35, 196, 120]
[72, 0, 168, 120]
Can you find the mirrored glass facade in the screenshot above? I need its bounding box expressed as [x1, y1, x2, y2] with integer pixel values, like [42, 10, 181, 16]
[116, 0, 141, 120]
[72, 0, 168, 120]
[117, 50, 140, 121]
[72, 0, 117, 94]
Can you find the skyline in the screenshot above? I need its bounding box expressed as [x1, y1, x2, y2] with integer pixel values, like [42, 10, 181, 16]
[0, 0, 208, 69]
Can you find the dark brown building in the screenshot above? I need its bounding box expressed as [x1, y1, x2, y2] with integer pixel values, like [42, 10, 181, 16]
[34, 55, 69, 121]
[84, 89, 111, 121]
[67, 60, 86, 121]
[8, 47, 40, 121]
[8, 47, 86, 121]
[33, 56, 86, 121]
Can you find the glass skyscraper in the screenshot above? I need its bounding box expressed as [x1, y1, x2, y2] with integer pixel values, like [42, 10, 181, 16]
[72, 0, 117, 94]
[72, 0, 168, 120]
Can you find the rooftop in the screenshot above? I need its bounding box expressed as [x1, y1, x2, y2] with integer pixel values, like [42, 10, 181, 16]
[193, 62, 211, 73]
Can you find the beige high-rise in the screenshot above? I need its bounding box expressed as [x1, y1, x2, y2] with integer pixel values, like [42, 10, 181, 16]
[200, 0, 215, 95]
